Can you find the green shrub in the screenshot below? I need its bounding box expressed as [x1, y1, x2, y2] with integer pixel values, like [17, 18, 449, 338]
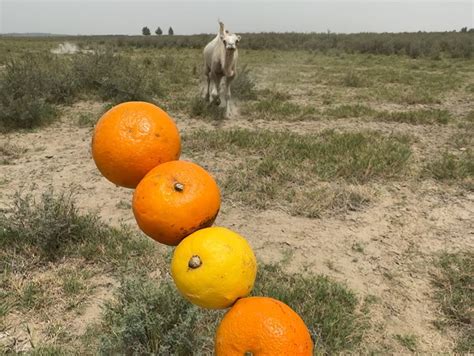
[0, 188, 153, 265]
[99, 277, 219, 355]
[342, 70, 367, 87]
[253, 264, 366, 353]
[73, 51, 163, 103]
[232, 64, 257, 100]
[0, 51, 164, 131]
[0, 95, 57, 131]
[98, 265, 366, 354]
[0, 54, 72, 130]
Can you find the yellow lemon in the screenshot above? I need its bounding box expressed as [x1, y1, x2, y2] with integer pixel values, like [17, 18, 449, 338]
[171, 226, 257, 309]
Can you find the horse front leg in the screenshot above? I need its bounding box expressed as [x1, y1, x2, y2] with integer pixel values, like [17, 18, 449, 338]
[210, 73, 221, 106]
[224, 76, 234, 118]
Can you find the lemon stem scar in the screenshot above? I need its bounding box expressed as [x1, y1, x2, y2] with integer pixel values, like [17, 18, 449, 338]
[244, 352, 254, 356]
[174, 182, 184, 192]
[188, 255, 202, 269]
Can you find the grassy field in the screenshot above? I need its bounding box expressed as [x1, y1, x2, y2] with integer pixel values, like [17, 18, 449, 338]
[0, 34, 473, 354]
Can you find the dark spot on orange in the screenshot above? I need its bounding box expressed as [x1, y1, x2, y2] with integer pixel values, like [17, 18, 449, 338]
[196, 210, 219, 230]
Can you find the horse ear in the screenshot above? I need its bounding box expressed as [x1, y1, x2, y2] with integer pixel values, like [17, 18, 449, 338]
[218, 21, 225, 35]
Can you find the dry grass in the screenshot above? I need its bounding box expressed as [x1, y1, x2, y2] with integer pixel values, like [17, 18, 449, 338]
[432, 252, 474, 352]
[184, 128, 412, 216]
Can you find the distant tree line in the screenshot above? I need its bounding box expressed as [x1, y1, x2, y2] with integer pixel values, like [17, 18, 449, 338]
[142, 26, 174, 36]
[126, 30, 472, 58]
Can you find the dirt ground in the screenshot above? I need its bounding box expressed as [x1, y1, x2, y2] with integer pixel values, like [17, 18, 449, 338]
[1, 94, 473, 353]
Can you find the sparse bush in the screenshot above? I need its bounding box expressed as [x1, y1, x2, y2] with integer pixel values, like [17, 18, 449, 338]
[342, 70, 367, 87]
[0, 51, 164, 131]
[0, 140, 27, 165]
[0, 95, 57, 131]
[232, 64, 257, 100]
[0, 54, 73, 130]
[72, 51, 163, 103]
[0, 188, 154, 265]
[76, 113, 97, 127]
[99, 277, 219, 355]
[1, 54, 78, 104]
[253, 264, 367, 353]
[98, 264, 366, 354]
[0, 189, 104, 262]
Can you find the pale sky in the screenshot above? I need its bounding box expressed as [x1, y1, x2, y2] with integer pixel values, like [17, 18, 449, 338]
[0, 0, 472, 35]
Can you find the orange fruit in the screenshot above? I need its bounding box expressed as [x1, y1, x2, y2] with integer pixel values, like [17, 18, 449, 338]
[171, 227, 257, 309]
[132, 160, 221, 246]
[215, 296, 313, 356]
[91, 101, 181, 188]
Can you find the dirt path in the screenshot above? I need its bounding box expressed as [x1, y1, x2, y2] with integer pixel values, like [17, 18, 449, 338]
[1, 101, 473, 353]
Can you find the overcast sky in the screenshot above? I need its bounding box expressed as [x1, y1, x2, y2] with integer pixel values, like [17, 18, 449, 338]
[0, 0, 472, 35]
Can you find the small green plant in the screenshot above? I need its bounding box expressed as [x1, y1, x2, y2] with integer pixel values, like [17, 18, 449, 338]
[232, 64, 257, 100]
[394, 334, 417, 351]
[352, 242, 365, 253]
[20, 282, 47, 311]
[76, 113, 97, 127]
[342, 70, 367, 87]
[62, 274, 85, 296]
[1, 141, 27, 164]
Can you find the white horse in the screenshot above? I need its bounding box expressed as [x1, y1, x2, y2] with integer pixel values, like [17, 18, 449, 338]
[202, 21, 241, 118]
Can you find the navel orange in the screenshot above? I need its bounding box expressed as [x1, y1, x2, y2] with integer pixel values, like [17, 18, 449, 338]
[91, 101, 181, 188]
[132, 160, 221, 246]
[215, 296, 314, 356]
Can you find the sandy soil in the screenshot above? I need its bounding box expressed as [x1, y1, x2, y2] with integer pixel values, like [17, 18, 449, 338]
[1, 100, 473, 353]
